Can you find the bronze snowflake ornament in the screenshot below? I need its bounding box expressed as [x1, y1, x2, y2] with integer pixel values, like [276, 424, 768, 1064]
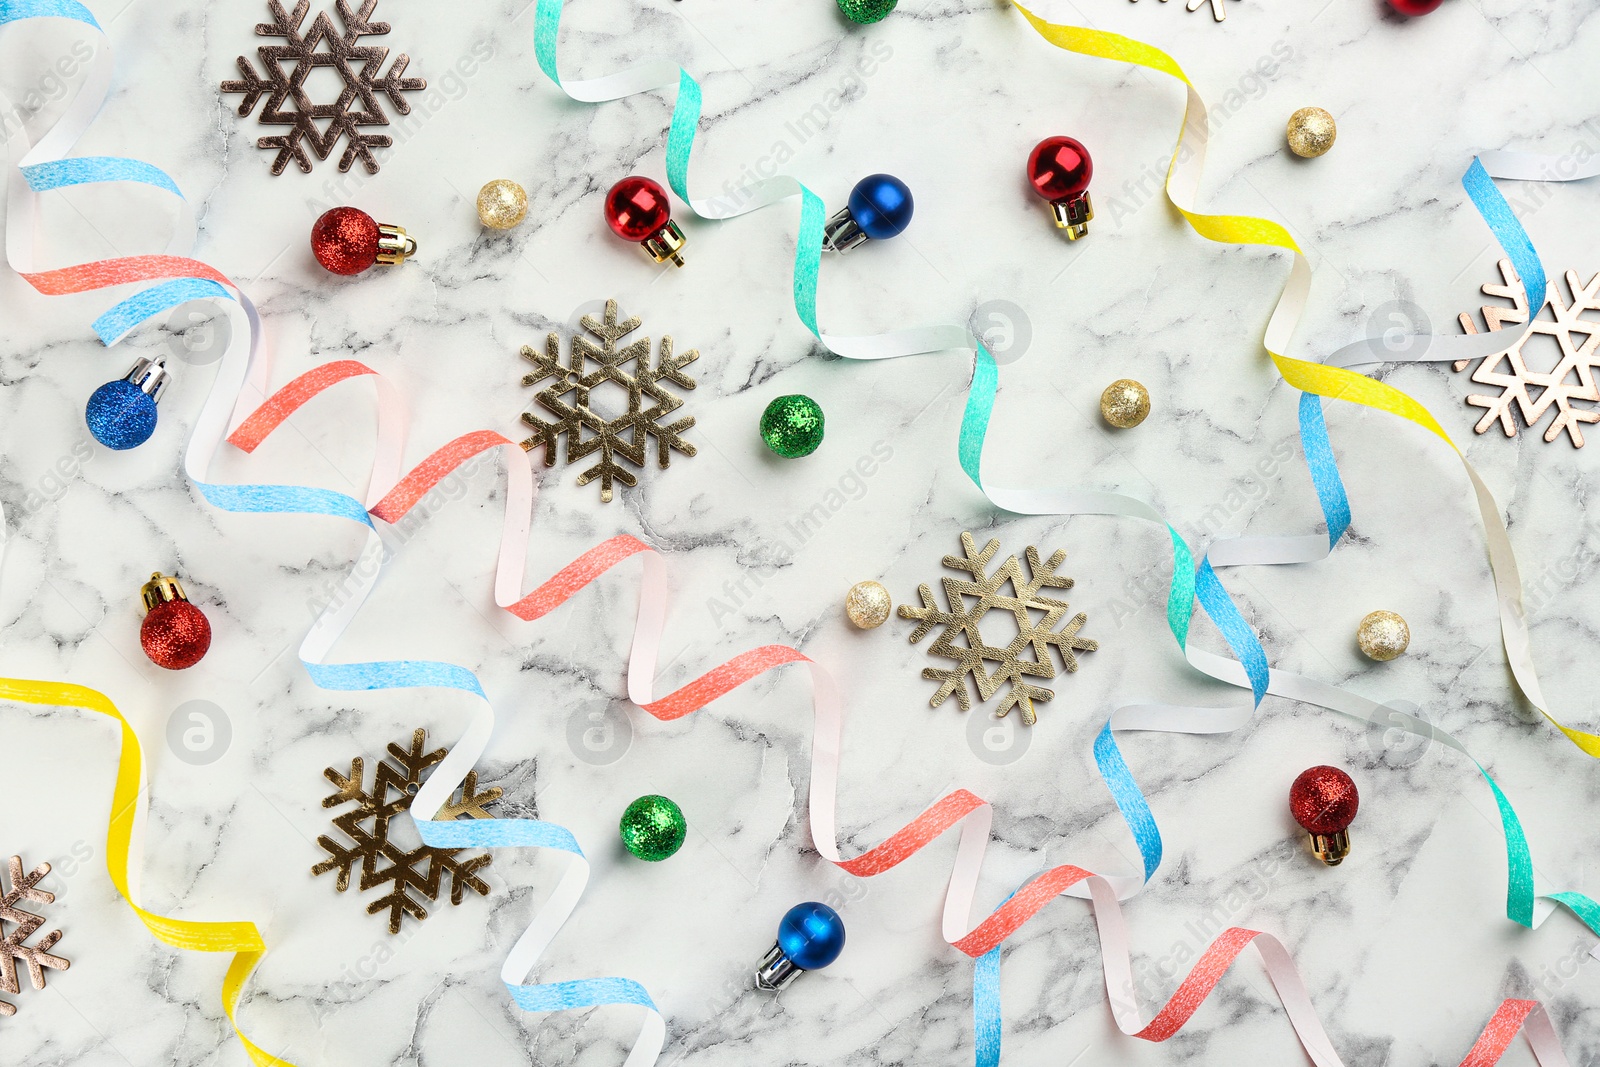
[312, 729, 501, 934]
[1457, 258, 1600, 448]
[899, 532, 1098, 727]
[519, 300, 698, 503]
[221, 0, 427, 175]
[1, 856, 70, 1017]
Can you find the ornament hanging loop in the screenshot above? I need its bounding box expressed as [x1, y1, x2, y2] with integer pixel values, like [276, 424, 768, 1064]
[1051, 192, 1093, 239]
[376, 224, 417, 265]
[640, 220, 687, 267]
[1308, 829, 1351, 866]
[126, 356, 171, 400]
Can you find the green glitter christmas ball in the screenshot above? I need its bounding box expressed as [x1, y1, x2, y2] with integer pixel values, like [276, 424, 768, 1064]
[619, 795, 687, 861]
[760, 395, 826, 458]
[836, 0, 897, 24]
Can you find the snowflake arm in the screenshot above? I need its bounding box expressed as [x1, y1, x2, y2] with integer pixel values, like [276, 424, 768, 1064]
[900, 535, 1098, 725]
[0, 857, 70, 1015]
[220, 0, 426, 175]
[1458, 258, 1600, 447]
[311, 731, 497, 934]
[516, 301, 699, 502]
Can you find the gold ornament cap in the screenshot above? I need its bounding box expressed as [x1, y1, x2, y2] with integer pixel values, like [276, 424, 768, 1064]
[1308, 829, 1351, 866]
[140, 572, 190, 614]
[1100, 379, 1151, 428]
[845, 581, 892, 629]
[477, 179, 529, 230]
[1357, 610, 1409, 661]
[1286, 107, 1337, 159]
[1050, 191, 1094, 239]
[641, 220, 687, 267]
[375, 223, 418, 265]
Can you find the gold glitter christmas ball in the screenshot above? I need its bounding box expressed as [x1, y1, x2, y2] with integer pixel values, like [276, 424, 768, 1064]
[477, 179, 529, 230]
[1356, 610, 1409, 661]
[1286, 107, 1337, 159]
[845, 580, 892, 629]
[1099, 379, 1150, 429]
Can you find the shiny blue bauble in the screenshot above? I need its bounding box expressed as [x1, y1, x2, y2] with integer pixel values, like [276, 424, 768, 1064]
[86, 379, 158, 450]
[777, 901, 846, 971]
[847, 174, 913, 241]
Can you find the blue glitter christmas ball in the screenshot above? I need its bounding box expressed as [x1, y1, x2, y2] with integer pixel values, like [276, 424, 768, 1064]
[86, 379, 158, 450]
[847, 174, 913, 241]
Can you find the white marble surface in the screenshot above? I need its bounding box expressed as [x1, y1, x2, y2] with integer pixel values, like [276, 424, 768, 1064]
[4, 0, 1600, 1064]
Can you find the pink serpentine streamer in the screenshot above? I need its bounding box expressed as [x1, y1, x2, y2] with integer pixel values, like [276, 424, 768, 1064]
[223, 361, 1570, 1064]
[0, 6, 1575, 1058]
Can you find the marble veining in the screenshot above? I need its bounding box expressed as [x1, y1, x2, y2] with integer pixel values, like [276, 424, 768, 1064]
[3, 0, 1600, 1064]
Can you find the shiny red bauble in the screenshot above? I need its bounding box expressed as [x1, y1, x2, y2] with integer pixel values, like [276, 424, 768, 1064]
[1386, 0, 1443, 13]
[1027, 136, 1093, 203]
[1289, 765, 1359, 835]
[141, 600, 212, 670]
[311, 207, 380, 275]
[604, 176, 673, 242]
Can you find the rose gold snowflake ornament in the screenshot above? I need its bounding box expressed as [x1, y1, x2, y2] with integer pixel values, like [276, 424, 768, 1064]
[1, 856, 70, 1017]
[1457, 258, 1600, 447]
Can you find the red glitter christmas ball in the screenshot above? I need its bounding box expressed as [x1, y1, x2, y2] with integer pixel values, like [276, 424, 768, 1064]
[604, 176, 673, 242]
[311, 207, 380, 275]
[1289, 766, 1359, 836]
[1027, 136, 1093, 203]
[1386, 0, 1443, 14]
[140, 600, 212, 670]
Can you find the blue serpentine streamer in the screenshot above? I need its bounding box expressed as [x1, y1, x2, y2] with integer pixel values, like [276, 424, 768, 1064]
[8, 0, 1593, 1064]
[3, 0, 660, 1045]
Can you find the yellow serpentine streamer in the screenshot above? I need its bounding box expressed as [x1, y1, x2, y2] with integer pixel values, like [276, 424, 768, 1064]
[0, 678, 294, 1066]
[1016, 6, 1600, 757]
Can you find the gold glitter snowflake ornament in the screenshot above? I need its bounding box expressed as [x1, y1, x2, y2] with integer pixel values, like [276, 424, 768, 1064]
[519, 300, 698, 502]
[1457, 258, 1600, 447]
[900, 533, 1098, 726]
[312, 729, 501, 934]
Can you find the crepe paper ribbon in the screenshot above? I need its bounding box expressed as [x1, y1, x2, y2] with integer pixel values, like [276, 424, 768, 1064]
[532, 0, 1277, 893]
[274, 404, 1588, 1067]
[4, 5, 1589, 1067]
[533, 4, 1600, 1062]
[999, 0, 1600, 1043]
[0, 679, 289, 1065]
[1011, 3, 1600, 761]
[1460, 999, 1571, 1067]
[1, 1, 662, 1059]
[1323, 157, 1552, 373]
[1006, 0, 1600, 893]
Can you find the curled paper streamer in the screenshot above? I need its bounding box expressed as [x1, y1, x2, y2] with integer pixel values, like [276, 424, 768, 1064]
[1, 0, 661, 1058]
[1012, 5, 1600, 761]
[245, 378, 1592, 1067]
[534, 0, 1600, 1049]
[0, 679, 286, 1065]
[532, 1, 1600, 1061]
[28, 5, 1300, 1061]
[1003, 0, 1600, 917]
[3, 4, 1593, 1067]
